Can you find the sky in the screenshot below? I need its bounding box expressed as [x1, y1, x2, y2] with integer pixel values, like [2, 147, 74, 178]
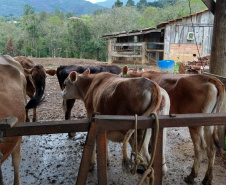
[85, 0, 106, 3]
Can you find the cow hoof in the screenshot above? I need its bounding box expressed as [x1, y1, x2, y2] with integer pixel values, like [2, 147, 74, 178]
[184, 176, 195, 184]
[68, 132, 76, 137]
[32, 118, 37, 122]
[26, 118, 30, 122]
[202, 177, 212, 185]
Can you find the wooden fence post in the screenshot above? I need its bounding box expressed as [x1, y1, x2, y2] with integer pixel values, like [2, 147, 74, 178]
[108, 39, 112, 64]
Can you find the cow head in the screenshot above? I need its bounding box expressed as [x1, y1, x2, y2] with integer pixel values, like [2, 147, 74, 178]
[61, 68, 90, 100]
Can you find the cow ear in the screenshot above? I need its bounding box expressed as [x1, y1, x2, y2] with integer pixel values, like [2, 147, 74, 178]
[122, 66, 128, 76]
[83, 68, 90, 76]
[133, 66, 138, 72]
[69, 71, 77, 82]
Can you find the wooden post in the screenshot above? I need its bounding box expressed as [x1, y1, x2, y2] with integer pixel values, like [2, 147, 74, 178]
[142, 42, 146, 64]
[108, 39, 112, 64]
[209, 0, 226, 149]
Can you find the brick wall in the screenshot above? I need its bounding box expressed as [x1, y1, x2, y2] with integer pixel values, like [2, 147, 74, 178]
[169, 44, 203, 62]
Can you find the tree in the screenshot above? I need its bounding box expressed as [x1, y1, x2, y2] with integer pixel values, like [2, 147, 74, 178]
[126, 0, 135, 7]
[23, 4, 35, 15]
[5, 38, 17, 56]
[113, 0, 123, 8]
[137, 0, 147, 11]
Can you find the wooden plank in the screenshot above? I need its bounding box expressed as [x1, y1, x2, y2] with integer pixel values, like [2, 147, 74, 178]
[108, 39, 112, 64]
[112, 43, 143, 47]
[202, 0, 216, 14]
[111, 53, 142, 58]
[164, 25, 171, 59]
[96, 131, 107, 185]
[76, 122, 98, 185]
[0, 117, 18, 129]
[147, 42, 164, 45]
[1, 113, 226, 137]
[145, 49, 164, 52]
[154, 128, 163, 185]
[3, 119, 91, 137]
[96, 113, 226, 131]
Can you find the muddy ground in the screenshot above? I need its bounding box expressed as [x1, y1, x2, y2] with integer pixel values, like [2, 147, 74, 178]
[2, 58, 226, 185]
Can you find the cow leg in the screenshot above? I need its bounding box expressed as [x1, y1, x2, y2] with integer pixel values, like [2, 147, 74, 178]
[63, 99, 76, 137]
[32, 108, 37, 122]
[202, 126, 216, 185]
[11, 137, 22, 185]
[63, 99, 76, 120]
[162, 128, 167, 176]
[185, 126, 204, 184]
[106, 140, 110, 166]
[25, 109, 30, 122]
[140, 128, 151, 165]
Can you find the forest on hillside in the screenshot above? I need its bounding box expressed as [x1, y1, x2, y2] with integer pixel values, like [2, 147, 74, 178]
[0, 0, 206, 62]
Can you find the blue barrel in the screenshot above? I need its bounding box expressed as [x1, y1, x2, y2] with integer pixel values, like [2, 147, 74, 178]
[158, 60, 175, 73]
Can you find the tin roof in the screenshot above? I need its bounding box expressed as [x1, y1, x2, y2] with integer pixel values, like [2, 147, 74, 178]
[101, 9, 209, 39]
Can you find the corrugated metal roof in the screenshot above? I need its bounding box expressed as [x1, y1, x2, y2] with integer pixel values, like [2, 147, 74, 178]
[101, 9, 209, 39]
[156, 9, 209, 28]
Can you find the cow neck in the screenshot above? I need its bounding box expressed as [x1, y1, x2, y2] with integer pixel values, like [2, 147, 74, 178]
[75, 75, 94, 100]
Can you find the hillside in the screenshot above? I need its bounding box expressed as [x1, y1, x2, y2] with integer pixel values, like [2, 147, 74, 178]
[0, 0, 103, 17]
[97, 0, 155, 8]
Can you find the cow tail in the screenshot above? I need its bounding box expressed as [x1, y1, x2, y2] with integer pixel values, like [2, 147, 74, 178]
[209, 77, 225, 113]
[26, 66, 46, 110]
[143, 81, 162, 116]
[209, 77, 225, 156]
[212, 126, 224, 157]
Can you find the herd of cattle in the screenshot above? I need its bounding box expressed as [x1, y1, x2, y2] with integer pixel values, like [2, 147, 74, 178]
[0, 55, 225, 185]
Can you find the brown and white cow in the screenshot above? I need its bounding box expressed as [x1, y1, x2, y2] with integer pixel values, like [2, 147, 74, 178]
[0, 55, 27, 185]
[122, 66, 225, 185]
[61, 69, 170, 175]
[13, 56, 46, 122]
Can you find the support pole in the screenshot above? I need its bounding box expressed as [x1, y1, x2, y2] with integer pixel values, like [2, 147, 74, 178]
[108, 39, 112, 64]
[76, 122, 98, 185]
[97, 131, 107, 184]
[153, 128, 163, 185]
[210, 0, 226, 149]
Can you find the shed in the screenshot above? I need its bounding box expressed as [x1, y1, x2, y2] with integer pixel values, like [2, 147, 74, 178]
[101, 9, 214, 65]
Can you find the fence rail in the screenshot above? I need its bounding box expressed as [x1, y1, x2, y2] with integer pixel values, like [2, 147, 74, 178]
[0, 113, 226, 185]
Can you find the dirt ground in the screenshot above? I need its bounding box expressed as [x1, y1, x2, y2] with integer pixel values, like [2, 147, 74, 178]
[2, 58, 226, 185]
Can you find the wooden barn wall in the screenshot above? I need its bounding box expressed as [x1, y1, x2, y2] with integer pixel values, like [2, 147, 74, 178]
[164, 11, 214, 62]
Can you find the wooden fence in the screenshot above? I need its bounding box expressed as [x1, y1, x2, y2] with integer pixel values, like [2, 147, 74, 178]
[0, 113, 226, 185]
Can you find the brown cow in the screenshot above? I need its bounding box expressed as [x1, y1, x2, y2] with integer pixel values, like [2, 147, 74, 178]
[0, 55, 27, 185]
[61, 69, 170, 175]
[13, 56, 46, 122]
[122, 66, 225, 185]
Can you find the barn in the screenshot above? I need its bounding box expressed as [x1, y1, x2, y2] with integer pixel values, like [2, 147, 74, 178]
[102, 9, 214, 65]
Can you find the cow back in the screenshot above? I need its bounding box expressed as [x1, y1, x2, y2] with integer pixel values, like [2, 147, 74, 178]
[84, 73, 162, 117]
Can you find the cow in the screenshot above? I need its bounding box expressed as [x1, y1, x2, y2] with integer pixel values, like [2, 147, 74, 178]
[49, 64, 121, 137]
[0, 55, 27, 185]
[61, 69, 170, 176]
[122, 66, 225, 185]
[13, 56, 46, 122]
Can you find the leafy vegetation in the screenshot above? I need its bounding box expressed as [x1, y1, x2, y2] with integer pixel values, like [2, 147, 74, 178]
[0, 0, 207, 61]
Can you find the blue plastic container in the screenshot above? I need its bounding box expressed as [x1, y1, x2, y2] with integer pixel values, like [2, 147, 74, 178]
[158, 60, 175, 73]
